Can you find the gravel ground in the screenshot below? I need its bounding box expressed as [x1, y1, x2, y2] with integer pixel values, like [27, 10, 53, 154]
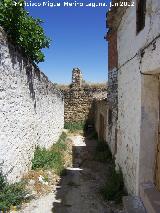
[13, 135, 125, 213]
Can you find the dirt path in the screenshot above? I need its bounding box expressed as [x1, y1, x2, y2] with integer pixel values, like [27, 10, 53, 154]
[15, 135, 125, 213]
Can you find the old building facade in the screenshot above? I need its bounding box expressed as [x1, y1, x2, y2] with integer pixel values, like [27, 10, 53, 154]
[107, 0, 160, 211]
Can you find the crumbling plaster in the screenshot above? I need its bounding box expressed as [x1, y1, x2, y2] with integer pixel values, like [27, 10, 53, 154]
[116, 0, 160, 195]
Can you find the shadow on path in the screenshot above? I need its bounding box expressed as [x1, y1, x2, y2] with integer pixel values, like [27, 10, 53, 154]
[52, 135, 116, 213]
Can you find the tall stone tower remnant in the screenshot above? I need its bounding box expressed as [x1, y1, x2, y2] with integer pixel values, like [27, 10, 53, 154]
[71, 68, 83, 88]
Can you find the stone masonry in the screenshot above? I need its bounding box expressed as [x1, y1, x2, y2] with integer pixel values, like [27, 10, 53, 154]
[0, 27, 64, 183]
[60, 68, 107, 125]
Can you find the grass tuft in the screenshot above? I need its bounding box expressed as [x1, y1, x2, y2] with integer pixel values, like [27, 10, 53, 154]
[101, 167, 127, 203]
[0, 170, 28, 211]
[32, 132, 68, 175]
[64, 121, 85, 133]
[94, 140, 127, 203]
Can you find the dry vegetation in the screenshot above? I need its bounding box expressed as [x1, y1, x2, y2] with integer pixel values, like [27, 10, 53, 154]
[23, 132, 73, 197]
[0, 131, 73, 212]
[56, 82, 107, 91]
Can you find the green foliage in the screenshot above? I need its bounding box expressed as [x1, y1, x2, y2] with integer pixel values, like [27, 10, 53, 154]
[0, 170, 27, 211]
[32, 132, 67, 175]
[0, 0, 51, 63]
[95, 141, 112, 163]
[101, 167, 127, 203]
[64, 121, 85, 133]
[0, 170, 6, 191]
[94, 141, 127, 203]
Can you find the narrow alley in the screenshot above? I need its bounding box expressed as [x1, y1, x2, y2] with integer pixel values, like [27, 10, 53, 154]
[15, 134, 125, 213]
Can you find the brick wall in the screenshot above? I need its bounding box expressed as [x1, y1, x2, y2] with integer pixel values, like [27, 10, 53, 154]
[108, 31, 118, 71]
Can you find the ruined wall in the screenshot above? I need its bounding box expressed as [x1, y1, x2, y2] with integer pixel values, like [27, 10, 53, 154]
[62, 85, 107, 124]
[60, 68, 107, 125]
[71, 68, 83, 88]
[0, 27, 64, 183]
[94, 99, 108, 142]
[116, 0, 160, 195]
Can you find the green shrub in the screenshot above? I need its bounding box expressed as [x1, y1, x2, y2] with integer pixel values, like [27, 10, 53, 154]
[0, 0, 51, 63]
[64, 121, 85, 133]
[0, 170, 27, 211]
[94, 141, 127, 203]
[101, 167, 127, 203]
[32, 132, 67, 175]
[0, 170, 6, 191]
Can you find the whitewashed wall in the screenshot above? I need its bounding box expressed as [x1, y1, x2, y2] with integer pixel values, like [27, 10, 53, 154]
[117, 0, 160, 195]
[0, 27, 64, 183]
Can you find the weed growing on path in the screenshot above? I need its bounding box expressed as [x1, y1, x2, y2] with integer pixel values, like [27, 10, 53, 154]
[94, 140, 127, 204]
[101, 167, 127, 204]
[0, 170, 28, 211]
[32, 132, 68, 175]
[64, 121, 85, 133]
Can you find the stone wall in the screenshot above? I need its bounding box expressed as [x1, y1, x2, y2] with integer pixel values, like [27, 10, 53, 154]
[60, 69, 107, 125]
[0, 27, 64, 183]
[62, 85, 107, 125]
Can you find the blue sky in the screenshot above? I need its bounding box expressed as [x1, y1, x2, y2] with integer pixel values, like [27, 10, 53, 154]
[26, 0, 110, 84]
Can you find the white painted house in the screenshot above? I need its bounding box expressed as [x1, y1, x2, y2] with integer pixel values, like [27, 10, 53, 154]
[107, 0, 160, 211]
